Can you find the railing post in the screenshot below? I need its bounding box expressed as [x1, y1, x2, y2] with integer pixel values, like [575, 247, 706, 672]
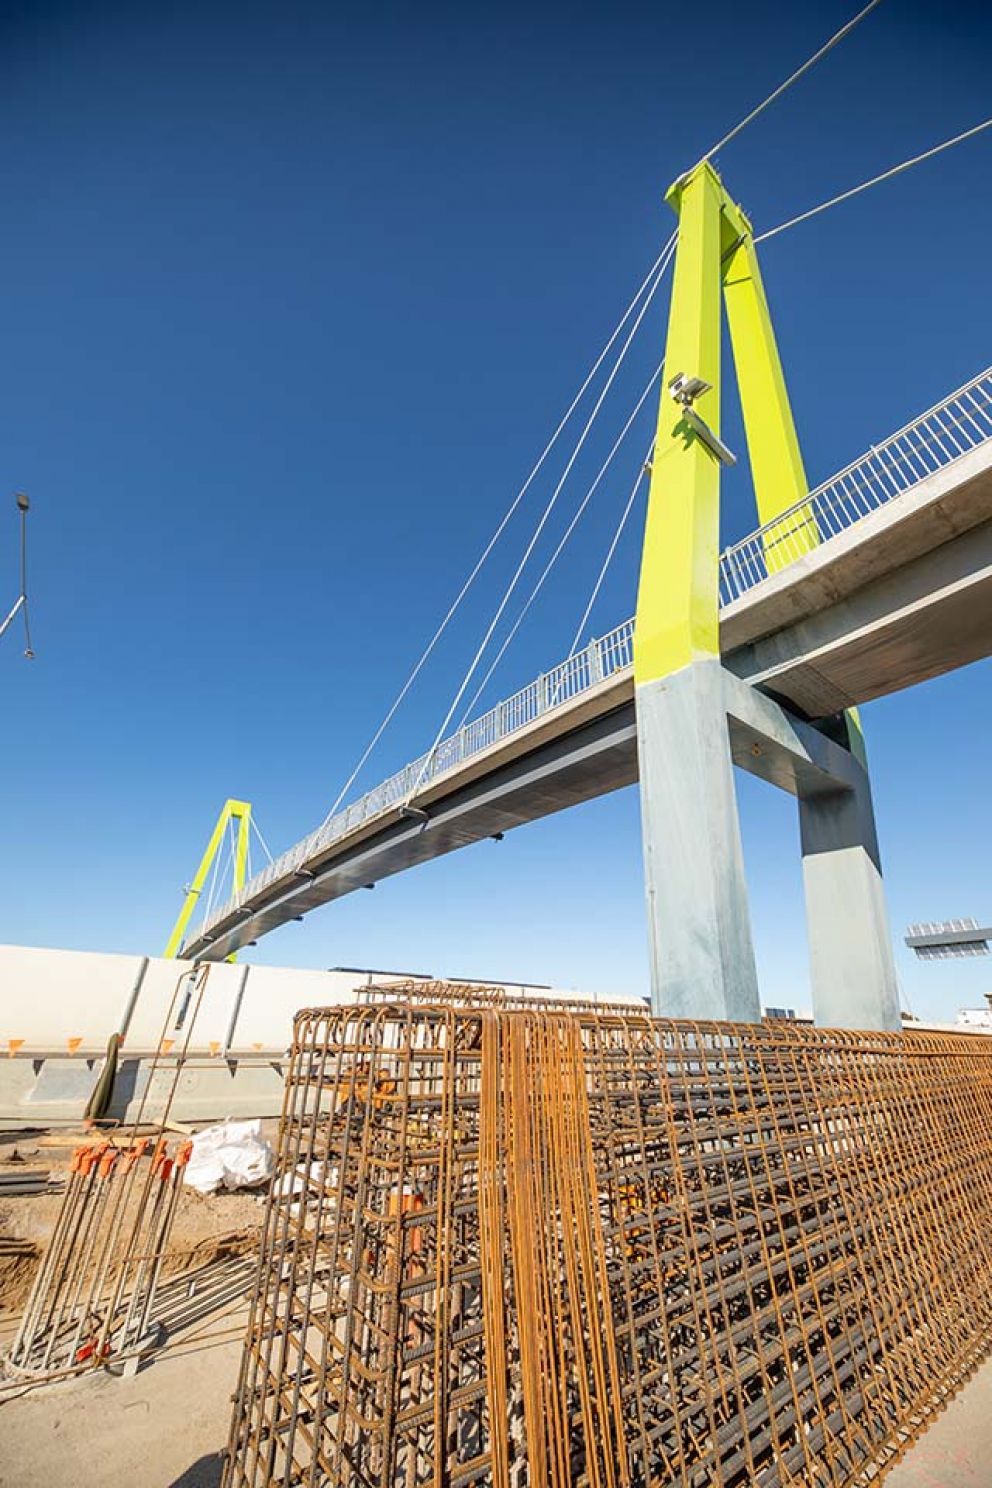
[587, 638, 603, 684]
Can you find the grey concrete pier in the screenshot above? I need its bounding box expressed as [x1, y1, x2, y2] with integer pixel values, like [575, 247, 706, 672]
[636, 663, 900, 1029]
[635, 661, 760, 1022]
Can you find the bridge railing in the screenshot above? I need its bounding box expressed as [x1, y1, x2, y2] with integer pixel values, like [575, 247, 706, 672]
[198, 366, 992, 943]
[718, 367, 992, 605]
[224, 617, 638, 920]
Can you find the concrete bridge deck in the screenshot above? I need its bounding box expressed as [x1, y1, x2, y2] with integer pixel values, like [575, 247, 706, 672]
[185, 372, 992, 961]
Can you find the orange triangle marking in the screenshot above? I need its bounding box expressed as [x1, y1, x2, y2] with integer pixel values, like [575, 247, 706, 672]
[67, 1037, 83, 1054]
[160, 1038, 175, 1055]
[209, 1041, 220, 1056]
[7, 1039, 24, 1058]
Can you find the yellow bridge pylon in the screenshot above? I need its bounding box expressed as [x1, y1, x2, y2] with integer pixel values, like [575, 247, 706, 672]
[164, 799, 252, 962]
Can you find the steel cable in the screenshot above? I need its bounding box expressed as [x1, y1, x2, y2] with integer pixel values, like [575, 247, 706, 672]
[690, 0, 885, 171]
[755, 116, 992, 242]
[318, 233, 678, 828]
[407, 233, 678, 801]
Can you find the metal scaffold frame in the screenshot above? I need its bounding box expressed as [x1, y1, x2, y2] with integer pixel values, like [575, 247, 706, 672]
[222, 993, 992, 1488]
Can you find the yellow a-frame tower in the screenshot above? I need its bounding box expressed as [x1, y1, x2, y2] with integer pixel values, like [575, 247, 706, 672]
[164, 799, 252, 962]
[634, 162, 897, 1030]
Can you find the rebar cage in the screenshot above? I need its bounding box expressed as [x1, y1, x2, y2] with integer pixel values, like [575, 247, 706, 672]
[223, 1002, 992, 1487]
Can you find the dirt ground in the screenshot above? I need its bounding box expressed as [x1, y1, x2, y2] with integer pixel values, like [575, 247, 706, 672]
[5, 1319, 992, 1488]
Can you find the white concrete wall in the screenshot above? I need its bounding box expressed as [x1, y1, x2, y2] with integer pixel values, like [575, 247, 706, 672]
[0, 945, 638, 1058]
[0, 945, 396, 1055]
[0, 944, 643, 1125]
[0, 944, 144, 1051]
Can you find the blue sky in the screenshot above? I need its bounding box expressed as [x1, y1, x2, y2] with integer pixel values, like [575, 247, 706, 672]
[1, 0, 989, 1021]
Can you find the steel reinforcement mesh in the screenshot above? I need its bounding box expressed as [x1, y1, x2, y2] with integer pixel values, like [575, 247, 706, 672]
[223, 1005, 992, 1487]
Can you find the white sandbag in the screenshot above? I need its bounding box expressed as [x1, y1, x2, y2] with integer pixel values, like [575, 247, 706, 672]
[184, 1118, 274, 1195]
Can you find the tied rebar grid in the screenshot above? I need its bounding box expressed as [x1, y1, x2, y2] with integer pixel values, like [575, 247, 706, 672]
[223, 1005, 992, 1488]
[360, 978, 646, 1015]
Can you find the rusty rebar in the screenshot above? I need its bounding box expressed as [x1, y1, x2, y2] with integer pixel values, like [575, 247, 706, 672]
[6, 968, 212, 1380]
[222, 1000, 992, 1487]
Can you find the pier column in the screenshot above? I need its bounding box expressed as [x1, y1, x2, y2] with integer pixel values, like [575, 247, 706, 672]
[637, 661, 759, 1019]
[800, 723, 900, 1030]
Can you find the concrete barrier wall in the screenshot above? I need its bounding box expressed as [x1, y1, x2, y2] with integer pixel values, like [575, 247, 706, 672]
[0, 945, 397, 1056]
[0, 944, 627, 1125]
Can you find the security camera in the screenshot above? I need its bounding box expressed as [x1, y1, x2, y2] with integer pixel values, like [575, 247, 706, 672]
[668, 372, 712, 406]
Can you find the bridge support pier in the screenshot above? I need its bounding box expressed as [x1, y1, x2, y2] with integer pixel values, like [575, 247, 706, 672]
[637, 660, 761, 1022]
[638, 664, 900, 1030]
[799, 744, 900, 1031]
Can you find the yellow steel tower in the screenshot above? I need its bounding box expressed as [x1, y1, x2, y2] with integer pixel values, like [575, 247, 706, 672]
[633, 162, 897, 1029]
[164, 799, 252, 963]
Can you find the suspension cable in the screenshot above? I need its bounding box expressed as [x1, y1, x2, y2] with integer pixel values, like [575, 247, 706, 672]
[691, 0, 885, 170]
[249, 815, 275, 864]
[456, 362, 663, 727]
[565, 438, 654, 661]
[406, 235, 678, 801]
[318, 232, 677, 828]
[755, 116, 992, 243]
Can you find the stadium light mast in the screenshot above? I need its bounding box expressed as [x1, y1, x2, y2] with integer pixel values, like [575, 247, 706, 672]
[905, 918, 992, 960]
[0, 492, 34, 658]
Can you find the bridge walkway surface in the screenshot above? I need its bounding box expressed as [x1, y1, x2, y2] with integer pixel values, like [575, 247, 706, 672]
[184, 366, 992, 961]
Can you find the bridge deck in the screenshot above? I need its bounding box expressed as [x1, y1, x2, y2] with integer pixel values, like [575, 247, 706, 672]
[185, 370, 992, 960]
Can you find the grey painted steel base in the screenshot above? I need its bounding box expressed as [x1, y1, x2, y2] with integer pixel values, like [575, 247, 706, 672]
[635, 661, 761, 1022]
[635, 659, 900, 1031]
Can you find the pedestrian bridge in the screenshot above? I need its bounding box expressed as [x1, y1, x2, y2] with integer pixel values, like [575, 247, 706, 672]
[185, 366, 992, 961]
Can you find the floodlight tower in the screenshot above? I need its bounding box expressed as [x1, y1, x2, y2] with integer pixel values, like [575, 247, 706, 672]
[905, 918, 992, 960]
[1, 493, 34, 658]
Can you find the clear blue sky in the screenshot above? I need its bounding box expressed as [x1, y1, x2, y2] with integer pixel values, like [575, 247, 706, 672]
[1, 0, 989, 1021]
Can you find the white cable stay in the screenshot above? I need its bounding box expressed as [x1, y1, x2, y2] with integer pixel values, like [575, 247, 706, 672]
[690, 0, 885, 171]
[406, 233, 679, 801]
[755, 116, 992, 243]
[200, 823, 226, 928]
[456, 359, 664, 728]
[565, 435, 655, 664]
[316, 230, 678, 830]
[250, 815, 275, 864]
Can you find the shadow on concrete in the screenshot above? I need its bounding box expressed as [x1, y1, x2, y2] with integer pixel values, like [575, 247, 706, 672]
[169, 1453, 224, 1488]
[151, 1254, 256, 1340]
[105, 1058, 145, 1121]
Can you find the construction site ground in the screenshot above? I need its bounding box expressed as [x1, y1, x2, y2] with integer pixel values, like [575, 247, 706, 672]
[2, 1125, 991, 1488]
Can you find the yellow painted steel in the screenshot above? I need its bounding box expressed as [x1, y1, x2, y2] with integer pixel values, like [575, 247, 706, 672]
[722, 231, 818, 569]
[633, 163, 725, 684]
[634, 162, 821, 684]
[164, 799, 252, 962]
[721, 199, 862, 749]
